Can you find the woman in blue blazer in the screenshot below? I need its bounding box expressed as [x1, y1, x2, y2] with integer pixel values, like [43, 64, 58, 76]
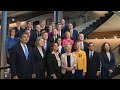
[101, 42, 115, 79]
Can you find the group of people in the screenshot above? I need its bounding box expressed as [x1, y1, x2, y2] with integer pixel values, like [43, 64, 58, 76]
[5, 19, 116, 79]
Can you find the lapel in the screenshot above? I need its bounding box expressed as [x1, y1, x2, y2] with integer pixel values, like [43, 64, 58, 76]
[19, 43, 27, 61]
[36, 47, 44, 59]
[104, 53, 110, 62]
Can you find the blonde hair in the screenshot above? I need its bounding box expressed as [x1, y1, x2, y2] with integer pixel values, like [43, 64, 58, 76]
[64, 31, 70, 39]
[64, 42, 72, 50]
[35, 36, 43, 46]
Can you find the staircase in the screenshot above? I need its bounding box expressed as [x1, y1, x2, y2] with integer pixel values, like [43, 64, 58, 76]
[79, 11, 114, 38]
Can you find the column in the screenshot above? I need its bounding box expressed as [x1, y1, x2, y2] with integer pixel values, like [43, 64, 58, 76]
[54, 11, 63, 26]
[1, 11, 7, 79]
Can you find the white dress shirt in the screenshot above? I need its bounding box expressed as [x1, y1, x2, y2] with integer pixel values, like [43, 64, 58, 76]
[106, 52, 111, 62]
[58, 45, 62, 54]
[80, 41, 84, 50]
[43, 40, 47, 51]
[89, 51, 94, 58]
[70, 29, 73, 37]
[57, 30, 61, 37]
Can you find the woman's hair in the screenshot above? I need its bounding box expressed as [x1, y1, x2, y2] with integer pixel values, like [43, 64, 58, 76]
[101, 42, 111, 53]
[50, 42, 58, 52]
[9, 28, 16, 36]
[64, 42, 72, 51]
[35, 36, 43, 46]
[74, 40, 80, 50]
[64, 31, 70, 39]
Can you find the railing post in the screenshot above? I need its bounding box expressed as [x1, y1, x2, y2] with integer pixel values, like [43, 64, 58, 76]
[1, 11, 7, 79]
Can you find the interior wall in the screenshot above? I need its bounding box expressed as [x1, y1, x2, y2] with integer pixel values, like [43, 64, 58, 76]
[85, 39, 120, 65]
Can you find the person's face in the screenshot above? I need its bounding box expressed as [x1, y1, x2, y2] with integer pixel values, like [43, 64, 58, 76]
[57, 38, 62, 45]
[88, 43, 94, 51]
[16, 21, 21, 27]
[61, 19, 65, 25]
[53, 43, 59, 51]
[66, 33, 70, 39]
[37, 38, 44, 46]
[78, 34, 84, 41]
[66, 44, 72, 52]
[68, 23, 73, 30]
[105, 43, 110, 51]
[57, 25, 62, 30]
[52, 29, 57, 35]
[76, 42, 81, 50]
[36, 25, 41, 32]
[42, 33, 48, 40]
[20, 34, 29, 44]
[27, 22, 32, 28]
[49, 25, 53, 32]
[41, 20, 46, 27]
[51, 22, 55, 27]
[10, 30, 16, 36]
[25, 30, 30, 36]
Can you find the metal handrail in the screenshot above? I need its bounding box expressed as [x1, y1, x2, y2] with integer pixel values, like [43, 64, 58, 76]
[112, 44, 120, 51]
[0, 66, 10, 70]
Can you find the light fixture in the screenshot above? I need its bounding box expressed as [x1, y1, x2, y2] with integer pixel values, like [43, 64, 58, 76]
[11, 18, 15, 22]
[114, 36, 117, 39]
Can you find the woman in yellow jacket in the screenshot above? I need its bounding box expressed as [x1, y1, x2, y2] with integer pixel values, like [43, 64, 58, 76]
[73, 41, 87, 79]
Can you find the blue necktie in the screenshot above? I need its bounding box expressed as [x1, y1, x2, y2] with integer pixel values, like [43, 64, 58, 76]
[24, 45, 28, 60]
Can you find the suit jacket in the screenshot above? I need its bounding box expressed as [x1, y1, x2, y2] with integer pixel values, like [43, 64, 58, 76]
[67, 30, 78, 42]
[49, 35, 60, 44]
[86, 51, 100, 78]
[61, 53, 76, 74]
[27, 31, 35, 47]
[62, 24, 68, 33]
[33, 46, 46, 79]
[11, 43, 35, 79]
[14, 27, 24, 37]
[47, 52, 61, 79]
[101, 52, 115, 75]
[83, 42, 89, 52]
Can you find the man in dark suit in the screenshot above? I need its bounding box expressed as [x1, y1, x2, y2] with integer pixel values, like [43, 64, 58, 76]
[14, 21, 24, 37]
[85, 42, 101, 79]
[57, 24, 64, 39]
[25, 21, 34, 32]
[78, 33, 89, 52]
[49, 28, 60, 44]
[67, 23, 78, 42]
[42, 31, 51, 53]
[60, 19, 68, 33]
[11, 32, 36, 79]
[40, 20, 49, 32]
[33, 24, 42, 42]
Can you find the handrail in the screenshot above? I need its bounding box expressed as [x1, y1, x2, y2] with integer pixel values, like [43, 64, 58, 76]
[71, 11, 87, 23]
[67, 11, 87, 24]
[112, 44, 120, 51]
[0, 66, 10, 70]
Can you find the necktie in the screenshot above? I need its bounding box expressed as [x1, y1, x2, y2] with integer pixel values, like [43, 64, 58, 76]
[24, 45, 28, 60]
[89, 51, 93, 60]
[80, 42, 83, 50]
[43, 41, 47, 51]
[38, 32, 40, 37]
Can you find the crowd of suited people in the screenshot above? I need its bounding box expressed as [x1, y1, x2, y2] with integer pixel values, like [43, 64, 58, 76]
[5, 18, 116, 79]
